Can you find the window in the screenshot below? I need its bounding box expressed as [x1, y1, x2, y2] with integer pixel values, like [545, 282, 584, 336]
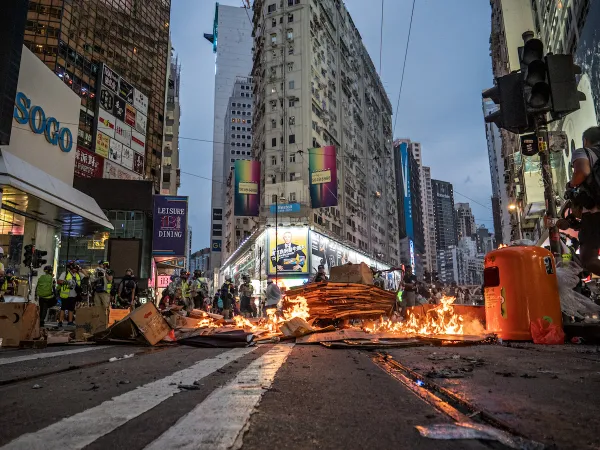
[231, 102, 236, 107]
[271, 175, 276, 184]
[288, 13, 294, 22]
[287, 30, 294, 40]
[272, 138, 277, 147]
[268, 3, 276, 13]
[289, 99, 296, 107]
[271, 156, 277, 165]
[271, 119, 277, 129]
[237, 134, 241, 138]
[248, 120, 252, 124]
[231, 159, 235, 163]
[289, 80, 295, 89]
[271, 34, 277, 44]
[236, 151, 241, 155]
[270, 100, 277, 110]
[232, 126, 235, 130]
[289, 134, 296, 144]
[289, 116, 295, 125]
[288, 0, 294, 5]
[289, 192, 296, 202]
[272, 18, 277, 27]
[289, 46, 294, 55]
[289, 154, 296, 163]
[287, 62, 294, 72]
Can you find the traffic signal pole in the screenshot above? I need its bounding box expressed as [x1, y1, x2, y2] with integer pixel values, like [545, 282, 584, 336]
[534, 118, 561, 256]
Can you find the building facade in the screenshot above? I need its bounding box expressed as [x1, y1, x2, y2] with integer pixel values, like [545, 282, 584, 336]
[432, 179, 457, 282]
[455, 203, 476, 240]
[190, 247, 211, 274]
[24, 0, 171, 189]
[161, 45, 181, 195]
[205, 4, 254, 272]
[250, 0, 400, 267]
[421, 166, 437, 274]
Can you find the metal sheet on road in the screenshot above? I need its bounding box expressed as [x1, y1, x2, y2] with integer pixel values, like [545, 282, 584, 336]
[0, 347, 257, 450]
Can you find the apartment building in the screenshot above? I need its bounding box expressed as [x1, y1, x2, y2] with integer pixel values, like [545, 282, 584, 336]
[205, 3, 254, 272]
[421, 166, 437, 274]
[432, 179, 457, 282]
[455, 203, 476, 240]
[250, 0, 400, 266]
[161, 45, 181, 195]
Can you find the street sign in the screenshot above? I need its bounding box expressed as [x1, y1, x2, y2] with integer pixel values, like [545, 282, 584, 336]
[520, 133, 539, 156]
[269, 203, 301, 214]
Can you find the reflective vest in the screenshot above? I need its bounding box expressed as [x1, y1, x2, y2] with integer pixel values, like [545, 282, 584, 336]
[106, 281, 112, 293]
[182, 280, 190, 299]
[60, 272, 80, 299]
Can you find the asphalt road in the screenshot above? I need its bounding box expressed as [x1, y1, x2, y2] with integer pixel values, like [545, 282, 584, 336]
[1, 341, 596, 449]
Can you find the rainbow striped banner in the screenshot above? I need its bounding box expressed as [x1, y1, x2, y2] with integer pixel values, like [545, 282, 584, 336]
[234, 160, 260, 216]
[309, 145, 338, 208]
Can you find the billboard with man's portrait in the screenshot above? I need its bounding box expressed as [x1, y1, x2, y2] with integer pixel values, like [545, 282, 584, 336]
[267, 227, 308, 275]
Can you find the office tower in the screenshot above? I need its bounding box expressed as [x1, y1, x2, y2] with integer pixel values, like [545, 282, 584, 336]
[432, 179, 457, 282]
[161, 44, 181, 195]
[455, 203, 476, 240]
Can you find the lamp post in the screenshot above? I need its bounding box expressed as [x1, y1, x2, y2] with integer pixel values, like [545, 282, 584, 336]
[508, 203, 522, 240]
[274, 195, 287, 283]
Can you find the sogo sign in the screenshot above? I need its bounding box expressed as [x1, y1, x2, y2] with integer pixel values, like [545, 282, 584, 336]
[13, 92, 74, 152]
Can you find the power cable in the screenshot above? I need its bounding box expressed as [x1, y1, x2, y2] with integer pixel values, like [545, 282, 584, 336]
[453, 190, 493, 211]
[391, 0, 416, 138]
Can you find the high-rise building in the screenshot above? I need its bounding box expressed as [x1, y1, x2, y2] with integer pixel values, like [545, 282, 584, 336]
[190, 247, 211, 274]
[421, 166, 437, 274]
[432, 179, 457, 282]
[250, 0, 400, 266]
[476, 224, 495, 255]
[455, 203, 476, 240]
[205, 3, 253, 272]
[161, 43, 181, 195]
[393, 139, 424, 276]
[23, 0, 171, 189]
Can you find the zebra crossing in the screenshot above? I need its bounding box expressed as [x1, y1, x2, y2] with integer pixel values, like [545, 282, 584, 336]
[0, 344, 293, 450]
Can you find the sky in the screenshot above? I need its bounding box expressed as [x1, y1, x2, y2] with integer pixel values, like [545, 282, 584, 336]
[171, 0, 494, 251]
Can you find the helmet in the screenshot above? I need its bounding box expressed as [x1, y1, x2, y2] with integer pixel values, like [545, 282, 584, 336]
[43, 265, 53, 273]
[170, 274, 177, 281]
[67, 261, 77, 270]
[5, 268, 15, 276]
[194, 270, 202, 277]
[225, 275, 232, 282]
[180, 271, 189, 279]
[106, 269, 114, 276]
[318, 264, 325, 271]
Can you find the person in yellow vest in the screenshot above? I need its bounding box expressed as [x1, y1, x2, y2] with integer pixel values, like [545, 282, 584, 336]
[179, 271, 192, 311]
[57, 261, 81, 327]
[93, 267, 115, 311]
[36, 265, 57, 327]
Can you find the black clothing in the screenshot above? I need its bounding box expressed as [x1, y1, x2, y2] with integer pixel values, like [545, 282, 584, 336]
[579, 212, 600, 249]
[404, 274, 417, 292]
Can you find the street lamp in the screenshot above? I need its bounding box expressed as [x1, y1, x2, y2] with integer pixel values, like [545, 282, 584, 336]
[508, 203, 523, 240]
[274, 194, 287, 283]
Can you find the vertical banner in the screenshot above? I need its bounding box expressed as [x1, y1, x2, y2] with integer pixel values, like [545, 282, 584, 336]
[234, 160, 260, 216]
[400, 142, 414, 239]
[309, 145, 338, 208]
[152, 195, 188, 256]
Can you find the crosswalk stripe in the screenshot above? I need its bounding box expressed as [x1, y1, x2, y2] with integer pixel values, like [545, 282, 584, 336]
[0, 347, 257, 450]
[0, 346, 110, 366]
[144, 344, 294, 450]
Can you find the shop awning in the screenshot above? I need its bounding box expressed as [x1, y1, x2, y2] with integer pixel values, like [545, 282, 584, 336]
[0, 150, 113, 233]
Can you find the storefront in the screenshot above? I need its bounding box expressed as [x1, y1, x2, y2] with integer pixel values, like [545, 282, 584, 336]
[0, 47, 112, 295]
[219, 226, 401, 297]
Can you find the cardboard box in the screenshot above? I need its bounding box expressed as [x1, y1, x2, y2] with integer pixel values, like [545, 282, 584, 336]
[128, 302, 171, 345]
[75, 306, 108, 341]
[0, 303, 40, 347]
[329, 262, 374, 285]
[108, 308, 130, 326]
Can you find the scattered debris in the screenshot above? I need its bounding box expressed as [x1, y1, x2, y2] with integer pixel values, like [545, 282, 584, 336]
[426, 369, 468, 379]
[178, 384, 201, 391]
[32, 384, 42, 390]
[495, 371, 515, 377]
[416, 422, 545, 450]
[178, 330, 255, 348]
[520, 373, 537, 379]
[109, 353, 135, 362]
[118, 380, 131, 385]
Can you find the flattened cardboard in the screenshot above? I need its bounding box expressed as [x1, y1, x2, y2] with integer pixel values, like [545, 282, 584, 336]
[127, 302, 171, 345]
[75, 306, 108, 341]
[0, 303, 40, 347]
[329, 262, 373, 285]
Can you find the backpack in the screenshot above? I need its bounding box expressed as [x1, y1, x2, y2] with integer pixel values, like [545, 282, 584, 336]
[121, 278, 136, 298]
[37, 274, 54, 298]
[584, 147, 600, 201]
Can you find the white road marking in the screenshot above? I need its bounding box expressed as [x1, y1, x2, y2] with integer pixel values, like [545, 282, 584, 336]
[144, 344, 294, 450]
[0, 346, 110, 366]
[0, 347, 257, 450]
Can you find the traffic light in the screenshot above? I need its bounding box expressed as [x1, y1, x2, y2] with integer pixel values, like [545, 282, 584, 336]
[482, 72, 531, 134]
[546, 54, 586, 117]
[32, 249, 47, 269]
[520, 32, 552, 112]
[23, 244, 34, 266]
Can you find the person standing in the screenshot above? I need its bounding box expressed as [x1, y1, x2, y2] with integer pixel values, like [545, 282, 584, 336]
[57, 262, 81, 327]
[36, 265, 56, 327]
[117, 268, 137, 309]
[313, 265, 328, 283]
[179, 271, 193, 311]
[400, 266, 417, 319]
[93, 268, 115, 311]
[190, 270, 205, 310]
[239, 274, 254, 318]
[220, 275, 235, 319]
[265, 279, 282, 314]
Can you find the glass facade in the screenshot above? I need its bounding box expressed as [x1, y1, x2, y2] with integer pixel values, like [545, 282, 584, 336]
[23, 0, 171, 190]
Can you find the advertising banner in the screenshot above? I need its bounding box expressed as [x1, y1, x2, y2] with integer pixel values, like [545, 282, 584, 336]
[152, 196, 188, 257]
[95, 63, 148, 178]
[308, 145, 338, 208]
[399, 142, 414, 239]
[267, 227, 308, 275]
[234, 160, 260, 216]
[75, 146, 104, 178]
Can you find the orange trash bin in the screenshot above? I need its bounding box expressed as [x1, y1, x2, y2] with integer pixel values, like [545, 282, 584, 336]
[483, 246, 562, 340]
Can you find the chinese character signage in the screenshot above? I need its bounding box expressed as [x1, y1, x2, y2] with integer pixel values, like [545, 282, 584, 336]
[152, 195, 189, 257]
[308, 146, 338, 208]
[234, 160, 260, 216]
[94, 63, 148, 179]
[75, 146, 104, 178]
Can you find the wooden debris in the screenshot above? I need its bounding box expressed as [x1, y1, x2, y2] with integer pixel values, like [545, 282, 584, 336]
[285, 282, 396, 320]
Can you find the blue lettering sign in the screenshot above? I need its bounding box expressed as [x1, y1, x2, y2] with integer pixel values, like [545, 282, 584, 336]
[269, 203, 301, 214]
[13, 92, 73, 153]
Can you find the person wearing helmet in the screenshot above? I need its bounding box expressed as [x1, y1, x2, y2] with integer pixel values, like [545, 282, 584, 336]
[314, 265, 328, 283]
[0, 268, 17, 299]
[57, 261, 81, 326]
[190, 270, 206, 310]
[239, 274, 254, 318]
[117, 268, 137, 309]
[36, 265, 57, 327]
[93, 266, 115, 311]
[179, 271, 192, 311]
[220, 275, 235, 319]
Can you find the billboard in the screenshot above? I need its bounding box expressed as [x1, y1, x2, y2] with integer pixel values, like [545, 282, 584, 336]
[267, 227, 308, 275]
[234, 160, 260, 216]
[152, 196, 189, 257]
[309, 146, 338, 208]
[94, 63, 147, 179]
[104, 159, 142, 180]
[75, 146, 104, 178]
[399, 142, 414, 239]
